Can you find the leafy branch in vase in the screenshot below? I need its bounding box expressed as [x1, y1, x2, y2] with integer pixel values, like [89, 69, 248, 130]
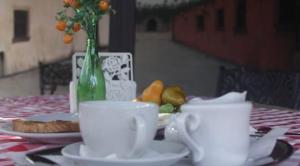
[55, 0, 115, 44]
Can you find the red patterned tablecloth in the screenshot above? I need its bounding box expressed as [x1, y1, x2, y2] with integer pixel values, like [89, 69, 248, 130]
[0, 96, 300, 166]
[0, 95, 69, 166]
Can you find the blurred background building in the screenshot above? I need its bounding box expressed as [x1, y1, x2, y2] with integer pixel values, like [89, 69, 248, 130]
[137, 0, 299, 70]
[136, 0, 190, 32]
[0, 0, 299, 97]
[173, 0, 299, 70]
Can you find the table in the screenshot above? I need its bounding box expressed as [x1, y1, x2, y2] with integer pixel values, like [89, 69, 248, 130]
[0, 96, 300, 166]
[0, 96, 69, 166]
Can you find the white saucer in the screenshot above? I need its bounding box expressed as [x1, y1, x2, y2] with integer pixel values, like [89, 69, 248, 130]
[62, 140, 189, 166]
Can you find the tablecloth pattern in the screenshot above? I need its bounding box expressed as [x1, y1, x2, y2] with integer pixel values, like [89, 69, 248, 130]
[0, 96, 300, 165]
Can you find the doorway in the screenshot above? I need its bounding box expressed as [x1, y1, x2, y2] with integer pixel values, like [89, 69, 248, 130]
[0, 52, 4, 77]
[292, 0, 300, 70]
[296, 0, 300, 51]
[146, 19, 158, 32]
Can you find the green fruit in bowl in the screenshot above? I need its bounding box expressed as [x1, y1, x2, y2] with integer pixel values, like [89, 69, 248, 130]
[159, 104, 175, 113]
[162, 86, 186, 107]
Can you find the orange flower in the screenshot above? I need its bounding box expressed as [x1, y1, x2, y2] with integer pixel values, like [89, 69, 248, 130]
[63, 0, 72, 5]
[56, 21, 67, 31]
[64, 34, 73, 44]
[70, 0, 80, 9]
[64, 0, 80, 8]
[72, 23, 81, 32]
[98, 0, 109, 12]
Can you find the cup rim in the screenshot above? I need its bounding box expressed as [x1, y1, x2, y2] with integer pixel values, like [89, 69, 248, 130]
[181, 101, 252, 109]
[79, 101, 158, 110]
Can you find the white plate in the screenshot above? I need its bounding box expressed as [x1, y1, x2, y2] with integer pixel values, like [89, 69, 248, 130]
[0, 113, 81, 144]
[62, 140, 189, 166]
[29, 112, 169, 129]
[27, 112, 79, 122]
[0, 112, 170, 144]
[158, 113, 172, 129]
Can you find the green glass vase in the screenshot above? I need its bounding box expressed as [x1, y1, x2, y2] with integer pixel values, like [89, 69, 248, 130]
[77, 16, 106, 103]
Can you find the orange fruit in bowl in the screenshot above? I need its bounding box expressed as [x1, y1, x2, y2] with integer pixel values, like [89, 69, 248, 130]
[141, 80, 164, 105]
[56, 21, 67, 31]
[98, 0, 110, 12]
[64, 34, 73, 44]
[72, 23, 81, 32]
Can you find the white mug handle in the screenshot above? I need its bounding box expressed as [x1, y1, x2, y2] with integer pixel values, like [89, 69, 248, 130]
[128, 115, 147, 158]
[176, 112, 205, 163]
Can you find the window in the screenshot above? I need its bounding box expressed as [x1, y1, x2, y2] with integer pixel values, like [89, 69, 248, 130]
[0, 52, 3, 77]
[277, 0, 296, 31]
[216, 9, 225, 31]
[297, 30, 300, 50]
[235, 0, 247, 33]
[196, 15, 205, 31]
[14, 10, 29, 42]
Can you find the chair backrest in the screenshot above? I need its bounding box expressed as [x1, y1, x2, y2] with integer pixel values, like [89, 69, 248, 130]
[216, 66, 299, 109]
[72, 52, 135, 101]
[39, 59, 72, 95]
[72, 52, 134, 81]
[216, 66, 243, 96]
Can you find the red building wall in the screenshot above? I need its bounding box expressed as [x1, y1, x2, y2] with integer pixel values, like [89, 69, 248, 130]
[173, 0, 296, 70]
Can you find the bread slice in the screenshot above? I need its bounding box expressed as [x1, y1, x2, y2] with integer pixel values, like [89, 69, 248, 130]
[12, 119, 80, 133]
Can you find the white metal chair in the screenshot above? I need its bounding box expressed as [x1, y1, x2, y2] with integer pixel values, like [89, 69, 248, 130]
[72, 52, 136, 101]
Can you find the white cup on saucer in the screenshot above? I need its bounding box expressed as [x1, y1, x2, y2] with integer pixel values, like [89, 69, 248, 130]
[165, 102, 252, 166]
[79, 101, 159, 159]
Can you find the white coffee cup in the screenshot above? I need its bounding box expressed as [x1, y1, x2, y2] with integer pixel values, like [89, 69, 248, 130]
[79, 101, 159, 158]
[165, 102, 252, 166]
